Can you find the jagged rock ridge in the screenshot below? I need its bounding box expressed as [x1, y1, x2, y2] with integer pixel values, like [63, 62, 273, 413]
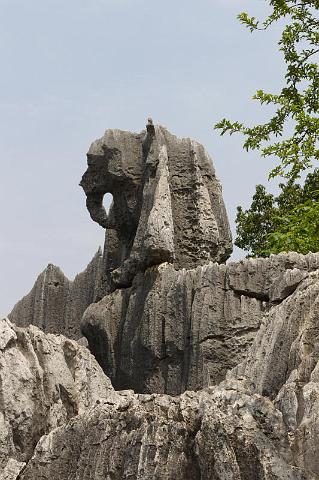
[82, 252, 319, 395]
[4, 122, 319, 479]
[4, 275, 319, 480]
[9, 249, 102, 340]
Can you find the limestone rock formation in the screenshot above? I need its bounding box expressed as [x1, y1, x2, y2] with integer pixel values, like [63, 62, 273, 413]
[79, 125, 319, 396]
[0, 317, 113, 476]
[9, 264, 319, 479]
[4, 122, 319, 479]
[9, 250, 102, 340]
[82, 252, 319, 395]
[231, 270, 319, 478]
[18, 385, 304, 480]
[80, 124, 232, 294]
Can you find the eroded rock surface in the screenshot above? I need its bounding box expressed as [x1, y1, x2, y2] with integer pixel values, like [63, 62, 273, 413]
[80, 123, 232, 294]
[4, 123, 319, 479]
[82, 253, 319, 395]
[78, 125, 319, 395]
[9, 250, 102, 340]
[82, 261, 262, 394]
[230, 270, 319, 479]
[16, 265, 319, 479]
[17, 384, 305, 480]
[0, 318, 113, 475]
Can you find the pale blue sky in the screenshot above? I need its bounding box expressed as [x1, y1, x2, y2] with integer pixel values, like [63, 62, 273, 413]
[1, 0, 283, 317]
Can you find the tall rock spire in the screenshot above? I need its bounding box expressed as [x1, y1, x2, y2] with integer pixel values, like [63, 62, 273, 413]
[80, 121, 233, 294]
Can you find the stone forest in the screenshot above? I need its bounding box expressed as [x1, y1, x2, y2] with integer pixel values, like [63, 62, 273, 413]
[2, 122, 319, 479]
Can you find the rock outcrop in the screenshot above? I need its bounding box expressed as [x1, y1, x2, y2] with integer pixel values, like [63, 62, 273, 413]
[232, 270, 319, 478]
[79, 124, 319, 396]
[0, 317, 113, 475]
[9, 250, 102, 340]
[6, 265, 319, 479]
[18, 384, 304, 480]
[82, 252, 319, 395]
[80, 123, 232, 295]
[4, 122, 319, 479]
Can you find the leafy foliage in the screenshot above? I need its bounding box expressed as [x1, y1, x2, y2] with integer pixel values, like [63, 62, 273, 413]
[215, 0, 319, 180]
[236, 185, 276, 256]
[235, 169, 319, 256]
[264, 199, 319, 254]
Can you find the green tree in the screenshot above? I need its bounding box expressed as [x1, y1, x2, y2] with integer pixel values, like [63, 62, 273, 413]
[235, 185, 276, 256]
[215, 0, 319, 256]
[235, 169, 319, 256]
[215, 0, 319, 180]
[265, 199, 319, 254]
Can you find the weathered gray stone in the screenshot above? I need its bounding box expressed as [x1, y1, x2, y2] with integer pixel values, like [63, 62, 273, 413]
[269, 267, 308, 303]
[82, 254, 319, 396]
[82, 261, 264, 394]
[18, 384, 305, 480]
[0, 318, 113, 473]
[0, 458, 26, 480]
[9, 250, 102, 339]
[5, 274, 319, 480]
[4, 259, 319, 479]
[4, 122, 319, 479]
[232, 270, 319, 399]
[80, 123, 233, 293]
[227, 252, 319, 301]
[225, 270, 319, 479]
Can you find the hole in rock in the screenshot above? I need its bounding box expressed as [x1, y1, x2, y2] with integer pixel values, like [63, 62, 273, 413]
[103, 192, 113, 215]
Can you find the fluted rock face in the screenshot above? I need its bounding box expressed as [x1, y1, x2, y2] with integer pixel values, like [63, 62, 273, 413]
[80, 124, 232, 294]
[233, 269, 319, 398]
[9, 250, 102, 339]
[229, 270, 319, 478]
[227, 251, 319, 302]
[82, 253, 319, 395]
[13, 265, 319, 480]
[4, 123, 319, 479]
[0, 318, 113, 475]
[78, 124, 319, 395]
[82, 262, 262, 394]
